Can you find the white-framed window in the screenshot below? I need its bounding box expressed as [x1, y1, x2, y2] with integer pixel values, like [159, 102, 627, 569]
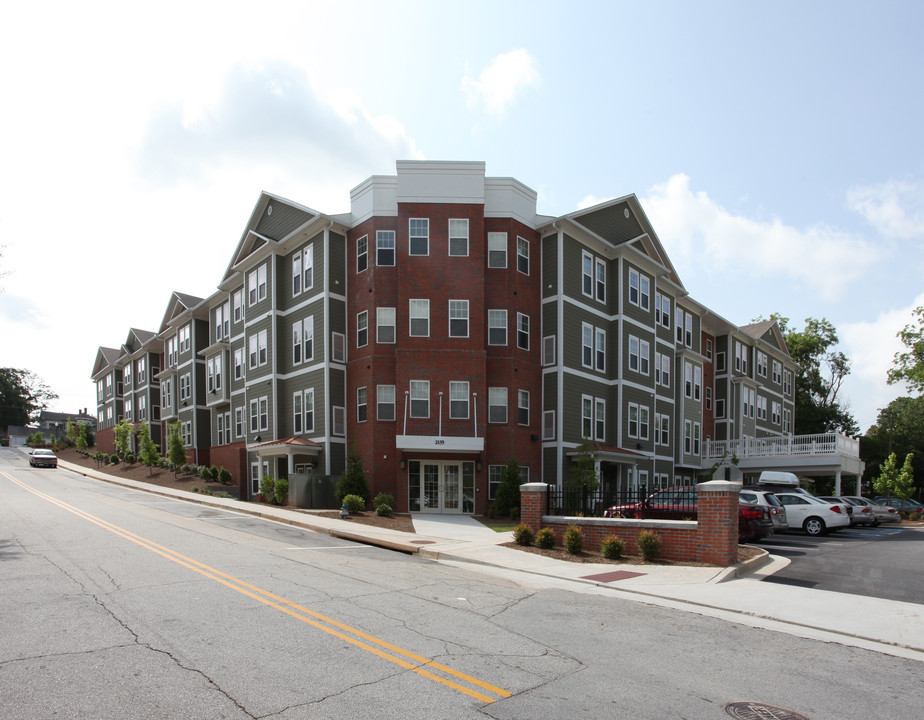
[377, 307, 396, 344]
[488, 387, 507, 423]
[757, 351, 768, 378]
[215, 303, 230, 340]
[757, 395, 768, 421]
[106, 374, 112, 395]
[628, 403, 649, 439]
[332, 332, 345, 363]
[233, 290, 243, 323]
[302, 245, 314, 292]
[162, 379, 172, 410]
[629, 268, 650, 310]
[655, 413, 670, 446]
[249, 329, 268, 368]
[293, 251, 302, 296]
[357, 387, 367, 423]
[123, 364, 132, 388]
[519, 390, 530, 426]
[716, 351, 726, 372]
[248, 264, 267, 305]
[410, 380, 429, 418]
[182, 421, 192, 447]
[735, 342, 749, 374]
[706, 386, 713, 411]
[294, 392, 303, 434]
[656, 352, 671, 388]
[450, 300, 469, 338]
[693, 422, 701, 455]
[543, 336, 556, 366]
[304, 389, 314, 432]
[377, 230, 395, 266]
[377, 385, 395, 421]
[179, 373, 191, 401]
[655, 292, 671, 328]
[409, 218, 429, 255]
[409, 299, 430, 337]
[706, 338, 713, 360]
[783, 408, 792, 433]
[694, 365, 702, 401]
[356, 310, 368, 348]
[783, 370, 792, 396]
[594, 397, 605, 441]
[582, 323, 593, 368]
[772, 360, 782, 384]
[217, 412, 225, 444]
[106, 407, 112, 423]
[292, 316, 313, 365]
[450, 381, 469, 419]
[488, 465, 504, 500]
[745, 387, 756, 418]
[449, 219, 469, 256]
[488, 309, 507, 345]
[629, 336, 650, 375]
[543, 410, 555, 440]
[517, 313, 529, 350]
[356, 235, 368, 273]
[594, 327, 605, 372]
[595, 258, 606, 303]
[685, 361, 693, 398]
[684, 420, 692, 454]
[582, 252, 593, 297]
[716, 398, 726, 419]
[685, 312, 693, 347]
[234, 347, 245, 380]
[97, 379, 104, 402]
[207, 355, 222, 392]
[771, 401, 782, 425]
[488, 232, 507, 268]
[124, 398, 133, 422]
[235, 407, 244, 438]
[332, 406, 345, 436]
[581, 396, 593, 438]
[223, 411, 231, 444]
[179, 324, 191, 353]
[517, 236, 529, 275]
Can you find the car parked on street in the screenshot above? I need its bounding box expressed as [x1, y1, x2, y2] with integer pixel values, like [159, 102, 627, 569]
[842, 496, 900, 525]
[28, 448, 58, 468]
[818, 496, 874, 526]
[603, 486, 774, 541]
[774, 492, 850, 536]
[740, 489, 788, 532]
[874, 497, 924, 514]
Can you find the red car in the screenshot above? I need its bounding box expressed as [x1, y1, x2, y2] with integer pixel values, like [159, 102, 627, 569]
[604, 486, 773, 541]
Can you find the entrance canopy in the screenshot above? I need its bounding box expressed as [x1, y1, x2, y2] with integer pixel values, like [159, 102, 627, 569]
[396, 435, 484, 453]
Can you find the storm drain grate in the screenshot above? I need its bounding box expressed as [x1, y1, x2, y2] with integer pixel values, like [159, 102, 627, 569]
[725, 702, 810, 719]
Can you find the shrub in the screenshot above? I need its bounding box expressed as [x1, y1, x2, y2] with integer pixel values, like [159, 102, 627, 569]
[536, 528, 556, 549]
[259, 475, 276, 502]
[601, 535, 625, 560]
[513, 523, 534, 546]
[910, 512, 921, 522]
[563, 524, 584, 554]
[210, 465, 219, 479]
[274, 477, 289, 505]
[336, 441, 370, 504]
[218, 467, 232, 485]
[637, 530, 662, 561]
[342, 494, 365, 514]
[124, 452, 135, 464]
[374, 492, 395, 509]
[109, 454, 120, 465]
[200, 466, 213, 481]
[376, 503, 393, 517]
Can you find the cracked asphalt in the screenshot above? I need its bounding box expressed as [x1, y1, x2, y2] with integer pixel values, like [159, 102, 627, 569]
[2, 452, 922, 719]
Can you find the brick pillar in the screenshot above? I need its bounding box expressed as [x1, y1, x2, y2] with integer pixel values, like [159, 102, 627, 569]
[520, 482, 548, 533]
[696, 480, 741, 566]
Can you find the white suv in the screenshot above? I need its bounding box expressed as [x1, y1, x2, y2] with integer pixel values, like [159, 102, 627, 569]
[774, 492, 850, 536]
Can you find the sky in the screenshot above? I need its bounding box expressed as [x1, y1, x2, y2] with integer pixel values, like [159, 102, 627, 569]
[1, 0, 922, 433]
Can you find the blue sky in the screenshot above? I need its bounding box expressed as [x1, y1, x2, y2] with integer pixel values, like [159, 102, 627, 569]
[1, 0, 922, 432]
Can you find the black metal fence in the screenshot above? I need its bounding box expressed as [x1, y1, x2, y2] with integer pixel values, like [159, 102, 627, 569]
[545, 484, 699, 519]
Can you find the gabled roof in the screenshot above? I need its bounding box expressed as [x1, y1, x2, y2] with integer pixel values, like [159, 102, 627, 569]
[91, 347, 121, 379]
[220, 192, 323, 285]
[554, 195, 685, 291]
[121, 328, 158, 357]
[740, 320, 791, 358]
[158, 292, 206, 334]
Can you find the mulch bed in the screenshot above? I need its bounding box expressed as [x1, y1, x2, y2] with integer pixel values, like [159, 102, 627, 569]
[500, 542, 764, 566]
[311, 510, 416, 533]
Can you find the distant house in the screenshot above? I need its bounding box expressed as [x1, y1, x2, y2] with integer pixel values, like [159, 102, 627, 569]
[38, 410, 97, 441]
[6, 426, 31, 447]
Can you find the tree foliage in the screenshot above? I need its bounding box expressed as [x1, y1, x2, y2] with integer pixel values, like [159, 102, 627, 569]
[336, 439, 370, 504]
[887, 305, 924, 394]
[0, 368, 58, 427]
[137, 422, 161, 475]
[166, 421, 187, 476]
[567, 436, 599, 491]
[861, 396, 924, 496]
[492, 458, 522, 518]
[758, 315, 858, 435]
[872, 452, 915, 499]
[113, 418, 135, 456]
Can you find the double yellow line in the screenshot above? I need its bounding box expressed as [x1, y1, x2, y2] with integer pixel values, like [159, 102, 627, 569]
[3, 471, 512, 704]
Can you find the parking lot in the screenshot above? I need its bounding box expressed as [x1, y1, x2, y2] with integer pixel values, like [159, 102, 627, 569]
[756, 524, 924, 603]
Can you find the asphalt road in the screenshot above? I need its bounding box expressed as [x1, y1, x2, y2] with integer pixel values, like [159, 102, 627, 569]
[755, 523, 924, 603]
[2, 450, 922, 719]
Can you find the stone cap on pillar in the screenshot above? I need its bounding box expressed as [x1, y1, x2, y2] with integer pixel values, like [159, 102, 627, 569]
[696, 480, 742, 494]
[520, 482, 550, 492]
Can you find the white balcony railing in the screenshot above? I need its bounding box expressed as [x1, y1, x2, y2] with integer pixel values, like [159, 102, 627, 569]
[703, 433, 860, 461]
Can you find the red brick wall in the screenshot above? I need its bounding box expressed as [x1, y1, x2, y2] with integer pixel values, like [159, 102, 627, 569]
[96, 427, 115, 454]
[209, 442, 248, 496]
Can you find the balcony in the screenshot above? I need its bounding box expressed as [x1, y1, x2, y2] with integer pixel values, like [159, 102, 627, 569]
[703, 432, 864, 479]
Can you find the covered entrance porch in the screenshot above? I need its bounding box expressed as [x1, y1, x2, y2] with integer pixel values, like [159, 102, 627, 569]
[396, 434, 484, 515]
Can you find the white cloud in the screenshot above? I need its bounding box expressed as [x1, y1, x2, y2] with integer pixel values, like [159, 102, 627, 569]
[847, 179, 924, 239]
[641, 174, 879, 302]
[577, 194, 615, 210]
[462, 49, 540, 117]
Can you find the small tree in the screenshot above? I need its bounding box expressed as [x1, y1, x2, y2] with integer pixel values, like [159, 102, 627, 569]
[66, 419, 80, 446]
[27, 431, 45, 447]
[75, 422, 89, 451]
[167, 421, 187, 477]
[493, 458, 522, 518]
[567, 436, 599, 492]
[336, 439, 370, 504]
[137, 422, 161, 476]
[114, 419, 134, 457]
[873, 452, 916, 499]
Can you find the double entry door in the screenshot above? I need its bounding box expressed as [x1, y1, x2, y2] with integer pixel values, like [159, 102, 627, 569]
[409, 460, 475, 514]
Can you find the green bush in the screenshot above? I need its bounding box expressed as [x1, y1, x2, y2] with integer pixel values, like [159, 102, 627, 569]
[274, 477, 289, 505]
[125, 452, 135, 464]
[259, 475, 276, 502]
[342, 494, 365, 513]
[200, 466, 213, 481]
[601, 535, 625, 560]
[218, 467, 232, 485]
[637, 530, 662, 561]
[535, 528, 556, 549]
[336, 441, 370, 504]
[374, 492, 396, 509]
[513, 523, 534, 546]
[109, 454, 120, 465]
[376, 503, 393, 516]
[563, 524, 584, 554]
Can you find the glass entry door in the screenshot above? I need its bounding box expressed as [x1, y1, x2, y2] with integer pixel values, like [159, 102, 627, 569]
[410, 461, 468, 514]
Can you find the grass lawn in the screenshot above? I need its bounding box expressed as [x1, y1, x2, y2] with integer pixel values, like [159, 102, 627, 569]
[475, 517, 520, 533]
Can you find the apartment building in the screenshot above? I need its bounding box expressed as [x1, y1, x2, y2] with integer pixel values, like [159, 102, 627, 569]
[117, 328, 162, 451]
[93, 160, 799, 511]
[92, 347, 122, 444]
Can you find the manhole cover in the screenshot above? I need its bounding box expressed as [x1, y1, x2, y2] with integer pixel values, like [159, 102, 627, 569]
[725, 702, 810, 720]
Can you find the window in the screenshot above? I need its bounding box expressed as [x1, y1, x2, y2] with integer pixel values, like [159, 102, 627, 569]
[716, 351, 726, 372]
[293, 252, 302, 296]
[582, 252, 593, 297]
[223, 411, 231, 444]
[706, 339, 713, 360]
[595, 258, 606, 303]
[757, 395, 768, 421]
[488, 232, 507, 268]
[543, 410, 555, 440]
[138, 395, 147, 420]
[656, 352, 671, 388]
[450, 381, 469, 419]
[518, 390, 529, 426]
[488, 309, 507, 345]
[97, 380, 103, 402]
[377, 307, 396, 344]
[377, 230, 395, 266]
[694, 365, 702, 401]
[685, 312, 693, 347]
[179, 324, 191, 353]
[685, 362, 693, 398]
[124, 364, 132, 388]
[259, 397, 268, 430]
[409, 218, 429, 255]
[488, 465, 504, 500]
[124, 398, 133, 422]
[488, 387, 507, 423]
[292, 317, 313, 365]
[684, 420, 692, 454]
[757, 351, 768, 378]
[106, 375, 112, 395]
[449, 219, 468, 256]
[302, 246, 313, 291]
[582, 324, 593, 368]
[356, 311, 368, 348]
[250, 397, 268, 432]
[332, 332, 345, 363]
[716, 398, 726, 418]
[517, 313, 529, 350]
[655, 293, 671, 328]
[162, 379, 172, 410]
[234, 348, 245, 380]
[629, 268, 649, 310]
[304, 389, 314, 432]
[450, 300, 469, 338]
[232, 290, 243, 323]
[294, 392, 303, 434]
[248, 264, 267, 305]
[357, 387, 367, 423]
[179, 373, 191, 401]
[783, 370, 792, 396]
[655, 413, 670, 446]
[693, 422, 701, 455]
[543, 336, 555, 366]
[772, 401, 782, 425]
[595, 328, 605, 372]
[517, 237, 529, 275]
[581, 396, 592, 438]
[410, 381, 429, 418]
[735, 342, 749, 374]
[332, 406, 345, 436]
[235, 407, 243, 437]
[377, 385, 395, 421]
[217, 412, 224, 444]
[215, 303, 230, 340]
[182, 421, 192, 447]
[706, 386, 713, 411]
[249, 329, 268, 368]
[356, 235, 368, 273]
[772, 360, 782, 384]
[629, 336, 640, 372]
[783, 408, 792, 433]
[207, 355, 222, 392]
[594, 398, 605, 441]
[628, 403, 648, 439]
[409, 299, 430, 337]
[629, 336, 650, 375]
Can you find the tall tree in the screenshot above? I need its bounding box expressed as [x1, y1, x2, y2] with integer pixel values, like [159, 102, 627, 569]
[137, 422, 161, 476]
[0, 368, 58, 428]
[757, 315, 858, 435]
[887, 305, 924, 393]
[861, 396, 924, 495]
[166, 421, 187, 476]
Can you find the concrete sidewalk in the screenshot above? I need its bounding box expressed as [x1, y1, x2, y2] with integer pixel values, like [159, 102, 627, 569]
[58, 459, 924, 660]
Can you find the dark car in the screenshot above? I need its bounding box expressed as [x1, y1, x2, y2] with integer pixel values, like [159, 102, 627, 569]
[874, 497, 924, 514]
[29, 449, 58, 468]
[604, 486, 773, 541]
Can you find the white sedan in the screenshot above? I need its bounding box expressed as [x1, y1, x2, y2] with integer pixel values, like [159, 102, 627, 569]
[774, 492, 850, 536]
